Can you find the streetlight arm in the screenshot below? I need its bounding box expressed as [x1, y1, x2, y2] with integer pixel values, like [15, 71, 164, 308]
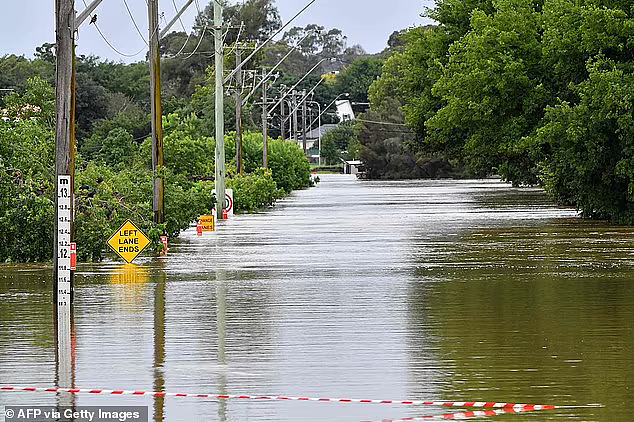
[271, 57, 331, 112]
[310, 93, 348, 128]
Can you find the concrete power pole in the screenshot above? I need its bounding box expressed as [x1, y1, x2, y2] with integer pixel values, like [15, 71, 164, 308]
[148, 0, 164, 224]
[54, 0, 75, 298]
[262, 70, 268, 168]
[214, 2, 226, 219]
[235, 47, 243, 175]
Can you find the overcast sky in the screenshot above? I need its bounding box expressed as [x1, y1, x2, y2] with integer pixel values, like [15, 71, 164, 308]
[1, 0, 434, 62]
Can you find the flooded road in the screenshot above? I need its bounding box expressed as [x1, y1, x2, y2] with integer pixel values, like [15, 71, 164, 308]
[2, 175, 634, 421]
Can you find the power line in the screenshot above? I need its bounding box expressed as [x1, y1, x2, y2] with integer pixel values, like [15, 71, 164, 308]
[356, 118, 408, 126]
[224, 23, 244, 58]
[92, 22, 147, 58]
[180, 15, 209, 60]
[168, 32, 195, 57]
[170, 0, 208, 60]
[172, 0, 188, 32]
[166, 0, 195, 58]
[82, 0, 147, 58]
[122, 0, 149, 46]
[193, 0, 202, 14]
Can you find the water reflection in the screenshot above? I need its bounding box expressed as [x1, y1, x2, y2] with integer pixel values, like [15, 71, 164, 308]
[216, 280, 227, 422]
[407, 198, 634, 420]
[54, 304, 75, 410]
[110, 264, 150, 285]
[153, 270, 166, 422]
[2, 177, 634, 421]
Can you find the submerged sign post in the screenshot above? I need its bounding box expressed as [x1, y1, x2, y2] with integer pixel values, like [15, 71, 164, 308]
[212, 188, 233, 218]
[107, 220, 151, 263]
[198, 215, 215, 232]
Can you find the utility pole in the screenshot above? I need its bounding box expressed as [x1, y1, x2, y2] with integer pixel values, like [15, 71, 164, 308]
[148, 0, 164, 224]
[235, 46, 243, 175]
[280, 98, 285, 142]
[54, 0, 74, 300]
[214, 1, 226, 219]
[262, 70, 268, 168]
[54, 0, 74, 399]
[292, 90, 299, 144]
[302, 89, 307, 154]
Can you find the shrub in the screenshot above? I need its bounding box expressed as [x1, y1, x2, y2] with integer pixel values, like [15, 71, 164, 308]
[227, 168, 283, 212]
[268, 139, 312, 193]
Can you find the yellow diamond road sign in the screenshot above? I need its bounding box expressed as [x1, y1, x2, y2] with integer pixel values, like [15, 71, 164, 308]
[108, 220, 151, 263]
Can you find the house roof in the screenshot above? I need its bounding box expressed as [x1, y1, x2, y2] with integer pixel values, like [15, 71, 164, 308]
[304, 124, 338, 140]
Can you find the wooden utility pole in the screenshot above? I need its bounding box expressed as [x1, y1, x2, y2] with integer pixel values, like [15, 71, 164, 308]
[54, 0, 75, 397]
[262, 70, 268, 168]
[292, 90, 299, 144]
[148, 0, 164, 224]
[214, 1, 226, 220]
[280, 98, 285, 142]
[235, 47, 243, 175]
[302, 89, 307, 153]
[54, 0, 75, 299]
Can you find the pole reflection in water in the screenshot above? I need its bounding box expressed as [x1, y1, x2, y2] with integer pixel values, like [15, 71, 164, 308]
[54, 289, 75, 411]
[216, 272, 228, 422]
[153, 270, 166, 422]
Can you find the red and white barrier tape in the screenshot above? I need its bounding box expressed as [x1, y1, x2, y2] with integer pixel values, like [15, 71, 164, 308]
[377, 404, 603, 422]
[0, 386, 566, 411]
[375, 407, 543, 421]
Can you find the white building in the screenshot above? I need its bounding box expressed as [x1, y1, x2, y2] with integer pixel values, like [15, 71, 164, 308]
[335, 100, 355, 122]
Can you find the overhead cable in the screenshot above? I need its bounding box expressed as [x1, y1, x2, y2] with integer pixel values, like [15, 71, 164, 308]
[123, 0, 149, 46]
[356, 118, 408, 126]
[81, 0, 148, 58]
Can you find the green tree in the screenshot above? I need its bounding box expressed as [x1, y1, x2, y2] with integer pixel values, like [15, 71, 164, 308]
[0, 55, 55, 100]
[227, 168, 283, 212]
[320, 121, 359, 164]
[426, 0, 547, 182]
[357, 107, 425, 180]
[320, 137, 339, 165]
[335, 57, 384, 105]
[268, 139, 312, 192]
[282, 24, 347, 57]
[530, 59, 634, 222]
[425, 0, 495, 40]
[370, 26, 449, 143]
[96, 128, 138, 167]
[195, 0, 281, 44]
[0, 78, 55, 262]
[367, 25, 457, 180]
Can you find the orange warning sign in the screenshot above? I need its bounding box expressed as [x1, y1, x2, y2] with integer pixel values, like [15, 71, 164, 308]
[198, 215, 215, 232]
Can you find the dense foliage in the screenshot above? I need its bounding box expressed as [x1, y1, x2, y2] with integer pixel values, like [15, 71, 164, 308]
[0, 0, 372, 262]
[366, 0, 634, 222]
[0, 78, 55, 262]
[0, 80, 311, 263]
[320, 121, 360, 165]
[228, 168, 283, 212]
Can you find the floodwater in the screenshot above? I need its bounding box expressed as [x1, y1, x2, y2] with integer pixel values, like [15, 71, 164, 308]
[1, 175, 634, 421]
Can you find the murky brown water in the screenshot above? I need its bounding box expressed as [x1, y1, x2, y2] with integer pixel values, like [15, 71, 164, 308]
[2, 175, 634, 421]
